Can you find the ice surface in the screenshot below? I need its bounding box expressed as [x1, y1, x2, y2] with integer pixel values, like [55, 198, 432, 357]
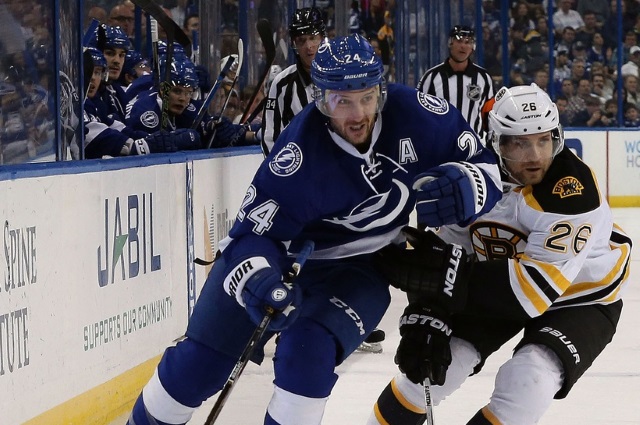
[113, 208, 640, 425]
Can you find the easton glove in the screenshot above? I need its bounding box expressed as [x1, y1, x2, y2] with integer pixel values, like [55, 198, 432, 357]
[223, 256, 301, 331]
[376, 227, 472, 313]
[414, 162, 488, 227]
[396, 302, 453, 385]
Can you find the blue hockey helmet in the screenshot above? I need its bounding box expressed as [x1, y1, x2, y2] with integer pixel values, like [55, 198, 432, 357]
[159, 56, 198, 88]
[87, 24, 130, 51]
[311, 34, 386, 117]
[157, 41, 187, 59]
[289, 7, 327, 40]
[86, 46, 107, 69]
[123, 50, 149, 77]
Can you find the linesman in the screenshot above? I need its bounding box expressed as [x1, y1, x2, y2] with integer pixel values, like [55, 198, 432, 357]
[417, 25, 495, 143]
[260, 7, 326, 155]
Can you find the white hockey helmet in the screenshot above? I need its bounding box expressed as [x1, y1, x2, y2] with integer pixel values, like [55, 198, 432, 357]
[488, 83, 564, 170]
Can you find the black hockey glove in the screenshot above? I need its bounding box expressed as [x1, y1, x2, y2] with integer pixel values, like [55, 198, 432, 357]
[133, 129, 201, 154]
[396, 302, 452, 386]
[376, 226, 473, 313]
[205, 116, 247, 148]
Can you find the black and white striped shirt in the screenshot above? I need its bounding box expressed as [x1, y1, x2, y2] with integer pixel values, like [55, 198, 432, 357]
[261, 63, 315, 155]
[417, 60, 495, 142]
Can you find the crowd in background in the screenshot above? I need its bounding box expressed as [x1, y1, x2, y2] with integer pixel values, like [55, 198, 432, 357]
[482, 0, 640, 127]
[2, 0, 640, 165]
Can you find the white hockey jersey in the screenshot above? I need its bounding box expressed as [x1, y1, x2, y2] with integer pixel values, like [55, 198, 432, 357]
[437, 147, 632, 319]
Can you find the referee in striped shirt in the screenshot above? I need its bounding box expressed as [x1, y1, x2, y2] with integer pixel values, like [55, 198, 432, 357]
[417, 25, 495, 143]
[261, 7, 326, 155]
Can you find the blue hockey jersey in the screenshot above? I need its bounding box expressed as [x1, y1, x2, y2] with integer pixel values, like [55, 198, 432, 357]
[223, 84, 502, 263]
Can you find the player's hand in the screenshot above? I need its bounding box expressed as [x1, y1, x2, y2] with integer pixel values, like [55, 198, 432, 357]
[414, 162, 488, 227]
[376, 226, 472, 313]
[396, 302, 452, 385]
[205, 116, 247, 148]
[134, 129, 201, 154]
[223, 257, 301, 331]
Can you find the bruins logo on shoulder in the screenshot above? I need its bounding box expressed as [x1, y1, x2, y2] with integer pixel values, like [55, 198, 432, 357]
[552, 177, 584, 198]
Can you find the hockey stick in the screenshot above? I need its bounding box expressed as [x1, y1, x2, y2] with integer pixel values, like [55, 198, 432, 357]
[424, 378, 435, 425]
[205, 38, 244, 148]
[190, 56, 235, 130]
[204, 240, 315, 425]
[239, 19, 276, 124]
[129, 0, 191, 52]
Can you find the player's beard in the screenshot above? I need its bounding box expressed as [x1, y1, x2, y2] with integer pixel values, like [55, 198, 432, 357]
[505, 158, 552, 185]
[332, 113, 376, 152]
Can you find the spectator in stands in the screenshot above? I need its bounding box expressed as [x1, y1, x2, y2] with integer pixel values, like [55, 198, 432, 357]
[556, 26, 577, 54]
[170, 0, 189, 28]
[587, 32, 608, 66]
[602, 0, 635, 51]
[85, 6, 107, 30]
[535, 15, 550, 39]
[575, 10, 599, 48]
[571, 41, 589, 64]
[377, 10, 394, 79]
[610, 30, 638, 70]
[361, 0, 386, 37]
[523, 28, 548, 74]
[510, 62, 528, 85]
[577, 0, 610, 27]
[600, 98, 619, 126]
[571, 95, 604, 126]
[569, 57, 588, 86]
[623, 102, 640, 126]
[533, 68, 550, 92]
[591, 71, 610, 103]
[566, 77, 593, 122]
[553, 46, 573, 87]
[510, 1, 535, 32]
[183, 12, 200, 43]
[349, 0, 363, 34]
[553, 0, 585, 36]
[621, 45, 640, 78]
[108, 2, 135, 42]
[622, 74, 640, 108]
[555, 94, 571, 126]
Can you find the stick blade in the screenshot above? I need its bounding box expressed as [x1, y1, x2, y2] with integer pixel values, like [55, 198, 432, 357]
[256, 19, 275, 61]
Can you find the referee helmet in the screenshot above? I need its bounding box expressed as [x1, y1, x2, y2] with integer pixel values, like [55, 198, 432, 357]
[289, 7, 327, 40]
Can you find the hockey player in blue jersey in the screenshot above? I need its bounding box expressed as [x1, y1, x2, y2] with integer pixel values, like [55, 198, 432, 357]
[125, 54, 252, 148]
[83, 47, 200, 158]
[126, 34, 502, 425]
[367, 84, 632, 425]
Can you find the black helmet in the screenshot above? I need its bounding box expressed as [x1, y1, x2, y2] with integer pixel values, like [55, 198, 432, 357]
[450, 25, 475, 40]
[289, 7, 327, 39]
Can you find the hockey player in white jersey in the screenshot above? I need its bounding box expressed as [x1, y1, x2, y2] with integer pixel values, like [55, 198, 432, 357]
[125, 34, 502, 425]
[368, 84, 633, 425]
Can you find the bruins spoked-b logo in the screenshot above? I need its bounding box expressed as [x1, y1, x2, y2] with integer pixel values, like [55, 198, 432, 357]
[552, 177, 584, 198]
